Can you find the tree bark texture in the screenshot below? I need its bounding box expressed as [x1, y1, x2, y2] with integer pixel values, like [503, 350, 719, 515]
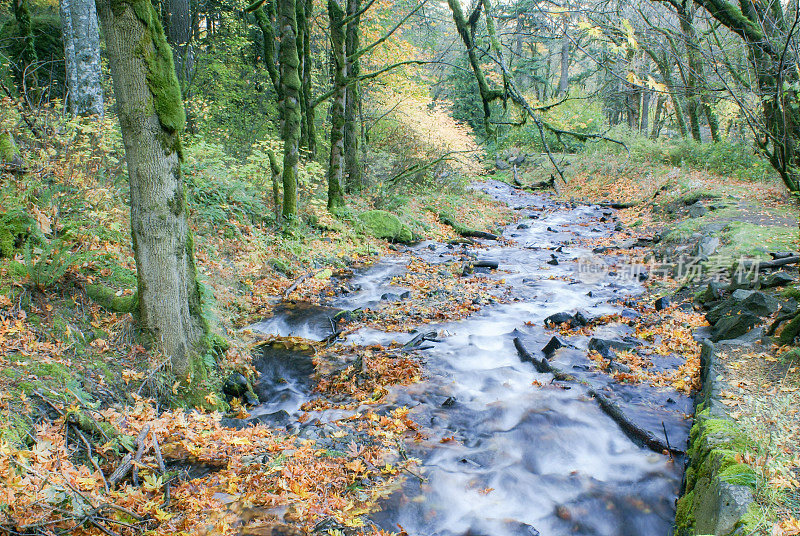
[61, 0, 104, 117]
[278, 0, 302, 220]
[95, 0, 207, 379]
[344, 0, 361, 191]
[326, 0, 346, 209]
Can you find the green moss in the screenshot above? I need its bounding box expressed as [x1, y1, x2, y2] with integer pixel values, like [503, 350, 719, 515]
[357, 210, 415, 244]
[0, 211, 36, 257]
[86, 283, 138, 313]
[0, 131, 20, 163]
[116, 0, 185, 154]
[676, 410, 757, 536]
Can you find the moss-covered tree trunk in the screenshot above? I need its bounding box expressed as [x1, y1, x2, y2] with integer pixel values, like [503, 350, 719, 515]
[95, 0, 208, 380]
[254, 2, 280, 94]
[343, 0, 361, 191]
[278, 0, 301, 221]
[326, 0, 346, 210]
[301, 0, 316, 158]
[12, 0, 38, 101]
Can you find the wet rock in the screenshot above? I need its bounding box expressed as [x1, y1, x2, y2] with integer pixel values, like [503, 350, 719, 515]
[441, 396, 456, 408]
[654, 296, 670, 311]
[698, 282, 726, 305]
[688, 201, 708, 218]
[711, 313, 761, 341]
[693, 477, 754, 536]
[249, 410, 291, 426]
[706, 290, 780, 325]
[696, 235, 721, 258]
[546, 258, 559, 266]
[544, 312, 576, 327]
[223, 372, 250, 399]
[542, 336, 566, 358]
[588, 338, 617, 360]
[573, 310, 591, 326]
[244, 391, 260, 406]
[380, 292, 400, 301]
[546, 226, 556, 232]
[517, 223, 530, 229]
[509, 154, 526, 166]
[219, 417, 250, 430]
[758, 271, 795, 288]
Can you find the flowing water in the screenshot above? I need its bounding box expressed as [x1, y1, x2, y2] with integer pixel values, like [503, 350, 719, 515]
[249, 181, 693, 536]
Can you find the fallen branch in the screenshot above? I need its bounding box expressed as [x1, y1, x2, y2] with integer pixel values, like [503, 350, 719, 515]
[513, 338, 682, 455]
[737, 255, 800, 272]
[437, 212, 498, 240]
[108, 425, 150, 486]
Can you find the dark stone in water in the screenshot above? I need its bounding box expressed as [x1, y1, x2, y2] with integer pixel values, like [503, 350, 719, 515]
[547, 226, 556, 232]
[222, 372, 249, 399]
[442, 396, 456, 407]
[517, 223, 530, 229]
[249, 409, 291, 425]
[655, 296, 670, 310]
[544, 312, 575, 327]
[546, 258, 559, 266]
[588, 338, 617, 360]
[574, 310, 590, 326]
[542, 336, 566, 358]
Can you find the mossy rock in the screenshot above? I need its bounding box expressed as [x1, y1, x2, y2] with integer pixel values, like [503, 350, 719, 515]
[676, 411, 757, 536]
[0, 211, 37, 257]
[358, 210, 415, 244]
[0, 131, 20, 163]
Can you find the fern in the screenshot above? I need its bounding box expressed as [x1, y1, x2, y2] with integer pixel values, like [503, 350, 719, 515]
[10, 240, 85, 291]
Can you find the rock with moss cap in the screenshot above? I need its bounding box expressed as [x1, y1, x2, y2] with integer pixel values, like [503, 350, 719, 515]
[358, 210, 415, 244]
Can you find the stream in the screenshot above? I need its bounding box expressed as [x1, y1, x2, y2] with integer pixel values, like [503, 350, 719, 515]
[250, 180, 693, 536]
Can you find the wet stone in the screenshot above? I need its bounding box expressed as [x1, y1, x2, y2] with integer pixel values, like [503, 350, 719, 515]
[542, 336, 566, 358]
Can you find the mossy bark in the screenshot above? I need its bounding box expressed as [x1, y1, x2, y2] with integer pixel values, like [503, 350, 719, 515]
[11, 0, 39, 100]
[326, 0, 346, 210]
[0, 131, 20, 163]
[278, 0, 301, 222]
[343, 0, 361, 191]
[254, 2, 280, 95]
[301, 0, 316, 158]
[96, 0, 208, 381]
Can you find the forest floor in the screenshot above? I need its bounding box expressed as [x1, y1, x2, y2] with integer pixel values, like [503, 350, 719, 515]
[3, 144, 800, 534]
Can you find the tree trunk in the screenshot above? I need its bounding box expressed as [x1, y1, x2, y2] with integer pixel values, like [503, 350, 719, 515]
[648, 49, 687, 137]
[343, 0, 362, 191]
[165, 0, 194, 88]
[557, 11, 569, 96]
[278, 0, 301, 221]
[254, 2, 280, 94]
[12, 0, 38, 101]
[95, 0, 208, 380]
[296, 0, 308, 150]
[651, 95, 666, 138]
[677, 1, 705, 141]
[326, 0, 346, 209]
[61, 0, 104, 117]
[301, 0, 316, 157]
